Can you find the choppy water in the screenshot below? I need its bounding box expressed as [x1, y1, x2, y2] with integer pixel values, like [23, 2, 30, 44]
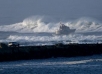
[0, 0, 102, 74]
[1, 17, 102, 46]
[0, 0, 102, 45]
[0, 55, 102, 74]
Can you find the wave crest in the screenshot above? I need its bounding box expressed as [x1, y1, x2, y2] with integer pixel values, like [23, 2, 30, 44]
[0, 16, 102, 33]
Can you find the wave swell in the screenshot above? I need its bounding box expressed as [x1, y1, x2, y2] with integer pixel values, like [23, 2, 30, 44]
[0, 16, 102, 33]
[0, 16, 102, 45]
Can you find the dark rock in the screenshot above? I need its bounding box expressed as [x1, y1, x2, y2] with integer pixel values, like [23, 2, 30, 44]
[0, 44, 102, 61]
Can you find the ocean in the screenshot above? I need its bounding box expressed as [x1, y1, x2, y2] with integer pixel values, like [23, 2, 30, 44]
[0, 55, 102, 74]
[0, 0, 102, 73]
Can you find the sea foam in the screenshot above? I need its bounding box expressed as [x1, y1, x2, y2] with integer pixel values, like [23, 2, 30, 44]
[0, 16, 102, 33]
[0, 16, 102, 45]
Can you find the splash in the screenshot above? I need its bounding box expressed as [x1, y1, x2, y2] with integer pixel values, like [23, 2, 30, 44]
[0, 16, 102, 33]
[0, 16, 58, 33]
[0, 16, 102, 45]
[65, 17, 102, 32]
[3, 34, 102, 46]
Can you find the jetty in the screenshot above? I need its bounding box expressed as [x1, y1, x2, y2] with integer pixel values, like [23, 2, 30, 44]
[0, 43, 102, 61]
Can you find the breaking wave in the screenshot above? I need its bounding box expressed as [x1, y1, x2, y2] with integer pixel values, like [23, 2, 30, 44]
[0, 34, 101, 46]
[0, 16, 59, 33]
[0, 16, 102, 45]
[0, 16, 102, 33]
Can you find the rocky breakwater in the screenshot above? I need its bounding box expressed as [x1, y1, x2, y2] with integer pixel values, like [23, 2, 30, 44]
[0, 43, 102, 61]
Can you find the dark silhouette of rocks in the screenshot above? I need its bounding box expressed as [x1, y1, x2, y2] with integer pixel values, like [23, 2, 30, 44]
[0, 43, 102, 61]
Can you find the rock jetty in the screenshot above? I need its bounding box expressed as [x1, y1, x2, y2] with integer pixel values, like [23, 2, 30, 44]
[0, 43, 102, 61]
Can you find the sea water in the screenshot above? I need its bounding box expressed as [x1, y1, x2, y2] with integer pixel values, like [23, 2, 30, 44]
[0, 0, 102, 74]
[0, 55, 102, 74]
[0, 17, 102, 46]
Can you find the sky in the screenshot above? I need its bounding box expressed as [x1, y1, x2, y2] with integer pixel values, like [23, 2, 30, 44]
[0, 0, 102, 24]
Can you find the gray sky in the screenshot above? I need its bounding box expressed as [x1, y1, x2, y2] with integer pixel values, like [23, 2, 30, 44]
[0, 0, 102, 24]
